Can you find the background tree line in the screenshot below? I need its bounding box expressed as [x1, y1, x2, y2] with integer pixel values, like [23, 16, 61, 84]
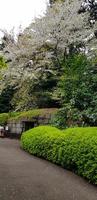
[0, 0, 97, 127]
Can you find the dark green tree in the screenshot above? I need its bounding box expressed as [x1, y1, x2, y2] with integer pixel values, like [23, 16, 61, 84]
[58, 54, 90, 105]
[52, 54, 97, 128]
[0, 86, 15, 113]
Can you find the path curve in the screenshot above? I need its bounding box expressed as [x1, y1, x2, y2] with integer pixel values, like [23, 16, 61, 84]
[0, 138, 97, 200]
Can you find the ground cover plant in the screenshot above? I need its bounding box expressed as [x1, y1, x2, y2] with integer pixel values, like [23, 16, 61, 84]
[21, 126, 97, 184]
[0, 108, 57, 125]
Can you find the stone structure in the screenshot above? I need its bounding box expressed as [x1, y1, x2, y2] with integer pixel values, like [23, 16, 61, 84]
[6, 113, 53, 137]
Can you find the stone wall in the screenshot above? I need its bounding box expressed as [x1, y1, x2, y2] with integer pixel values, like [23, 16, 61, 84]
[7, 120, 23, 135]
[7, 113, 53, 136]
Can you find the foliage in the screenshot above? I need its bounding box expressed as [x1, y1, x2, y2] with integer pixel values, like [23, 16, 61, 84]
[0, 108, 57, 125]
[11, 75, 59, 111]
[0, 56, 7, 80]
[0, 0, 97, 115]
[51, 53, 97, 128]
[50, 107, 68, 129]
[58, 54, 90, 105]
[51, 107, 84, 129]
[50, 0, 64, 4]
[9, 108, 57, 121]
[0, 0, 93, 111]
[0, 85, 15, 113]
[0, 56, 7, 69]
[21, 126, 97, 184]
[0, 113, 9, 125]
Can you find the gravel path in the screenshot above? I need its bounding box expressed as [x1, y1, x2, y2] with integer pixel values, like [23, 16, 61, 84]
[0, 138, 97, 200]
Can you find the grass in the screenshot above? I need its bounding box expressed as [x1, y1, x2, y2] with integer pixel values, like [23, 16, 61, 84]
[0, 108, 57, 125]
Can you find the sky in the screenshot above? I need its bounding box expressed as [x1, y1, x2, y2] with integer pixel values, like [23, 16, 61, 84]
[0, 0, 49, 38]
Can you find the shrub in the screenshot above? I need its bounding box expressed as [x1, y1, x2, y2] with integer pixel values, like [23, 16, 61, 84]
[21, 126, 97, 184]
[51, 107, 84, 129]
[0, 113, 9, 125]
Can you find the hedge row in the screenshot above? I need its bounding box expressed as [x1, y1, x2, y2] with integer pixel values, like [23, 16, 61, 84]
[21, 126, 97, 184]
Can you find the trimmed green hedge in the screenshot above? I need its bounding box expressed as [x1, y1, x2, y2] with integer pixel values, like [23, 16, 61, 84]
[21, 126, 97, 184]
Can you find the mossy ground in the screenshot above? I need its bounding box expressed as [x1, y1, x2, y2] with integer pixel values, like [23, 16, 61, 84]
[0, 108, 57, 125]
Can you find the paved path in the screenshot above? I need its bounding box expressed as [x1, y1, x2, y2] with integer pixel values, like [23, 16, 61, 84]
[0, 138, 97, 200]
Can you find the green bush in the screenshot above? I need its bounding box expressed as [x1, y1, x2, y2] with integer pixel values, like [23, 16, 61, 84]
[51, 107, 84, 129]
[0, 113, 9, 125]
[21, 126, 97, 184]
